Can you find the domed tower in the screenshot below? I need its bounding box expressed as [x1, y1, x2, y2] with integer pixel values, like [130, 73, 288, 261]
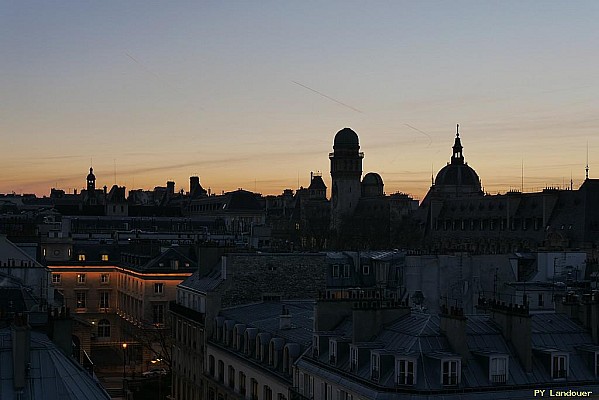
[329, 128, 364, 229]
[86, 167, 96, 193]
[361, 172, 384, 197]
[432, 125, 482, 198]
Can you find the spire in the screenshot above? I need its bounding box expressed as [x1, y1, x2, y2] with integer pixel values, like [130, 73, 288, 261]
[451, 124, 464, 165]
[586, 141, 589, 180]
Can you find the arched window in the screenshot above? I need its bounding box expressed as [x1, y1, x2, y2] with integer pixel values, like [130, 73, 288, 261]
[98, 319, 110, 338]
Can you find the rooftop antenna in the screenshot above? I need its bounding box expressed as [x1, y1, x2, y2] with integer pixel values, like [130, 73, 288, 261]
[570, 171, 573, 190]
[521, 158, 524, 192]
[586, 141, 589, 180]
[431, 163, 434, 185]
[114, 159, 117, 185]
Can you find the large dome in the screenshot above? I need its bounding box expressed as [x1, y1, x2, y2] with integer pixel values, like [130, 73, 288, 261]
[334, 128, 359, 148]
[362, 172, 384, 197]
[435, 163, 480, 187]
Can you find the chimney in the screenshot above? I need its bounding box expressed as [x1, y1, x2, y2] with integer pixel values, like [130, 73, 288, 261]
[190, 176, 200, 194]
[439, 305, 470, 362]
[74, 188, 77, 195]
[167, 181, 175, 196]
[351, 300, 410, 342]
[489, 300, 532, 372]
[12, 314, 31, 390]
[279, 305, 292, 330]
[48, 307, 73, 357]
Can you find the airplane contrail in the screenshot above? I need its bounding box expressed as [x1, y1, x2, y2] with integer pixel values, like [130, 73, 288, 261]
[404, 123, 433, 146]
[292, 80, 363, 113]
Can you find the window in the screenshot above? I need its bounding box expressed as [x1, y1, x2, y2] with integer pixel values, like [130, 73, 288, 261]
[152, 304, 165, 325]
[154, 283, 164, 294]
[42, 248, 46, 257]
[239, 371, 246, 395]
[99, 292, 109, 309]
[228, 365, 235, 389]
[312, 335, 319, 357]
[490, 356, 508, 383]
[332, 264, 340, 278]
[101, 274, 110, 284]
[396, 358, 416, 385]
[52, 274, 61, 284]
[371, 353, 380, 381]
[76, 291, 87, 309]
[98, 319, 110, 338]
[350, 346, 358, 372]
[595, 353, 599, 377]
[343, 264, 350, 278]
[538, 293, 544, 307]
[263, 385, 272, 400]
[171, 260, 179, 270]
[208, 355, 215, 376]
[101, 254, 109, 261]
[251, 378, 258, 400]
[77, 273, 86, 284]
[329, 339, 337, 365]
[217, 360, 224, 383]
[551, 355, 568, 379]
[442, 360, 460, 385]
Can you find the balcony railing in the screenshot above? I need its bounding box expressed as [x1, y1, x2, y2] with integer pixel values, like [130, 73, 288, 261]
[329, 354, 336, 365]
[491, 374, 507, 384]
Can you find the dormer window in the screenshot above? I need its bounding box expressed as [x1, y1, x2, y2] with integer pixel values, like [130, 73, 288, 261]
[442, 359, 460, 386]
[329, 339, 337, 365]
[396, 358, 416, 385]
[101, 254, 109, 261]
[350, 346, 358, 372]
[312, 335, 319, 358]
[371, 353, 380, 381]
[332, 264, 340, 278]
[551, 354, 568, 379]
[489, 356, 508, 384]
[343, 264, 350, 278]
[78, 254, 86, 261]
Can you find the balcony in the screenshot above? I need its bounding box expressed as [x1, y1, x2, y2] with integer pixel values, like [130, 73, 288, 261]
[491, 374, 507, 384]
[169, 301, 205, 324]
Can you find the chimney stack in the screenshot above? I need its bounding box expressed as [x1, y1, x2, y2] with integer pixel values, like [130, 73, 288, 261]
[439, 305, 470, 362]
[12, 314, 31, 390]
[279, 306, 292, 330]
[190, 176, 200, 195]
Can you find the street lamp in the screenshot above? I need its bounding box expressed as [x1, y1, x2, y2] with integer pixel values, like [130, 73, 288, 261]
[122, 343, 128, 379]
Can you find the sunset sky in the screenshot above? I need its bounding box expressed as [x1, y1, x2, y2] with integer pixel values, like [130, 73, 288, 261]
[3, 1, 599, 200]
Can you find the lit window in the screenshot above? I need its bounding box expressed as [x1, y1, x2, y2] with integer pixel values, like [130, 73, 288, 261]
[76, 291, 87, 308]
[77, 274, 86, 284]
[42, 248, 46, 257]
[52, 274, 61, 284]
[101, 274, 110, 284]
[154, 283, 164, 294]
[101, 254, 109, 261]
[78, 254, 86, 261]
